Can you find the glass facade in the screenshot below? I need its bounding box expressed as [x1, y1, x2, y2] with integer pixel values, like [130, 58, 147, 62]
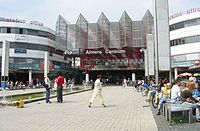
[97, 12, 110, 48]
[56, 10, 154, 70]
[141, 10, 154, 47]
[110, 22, 120, 48]
[55, 15, 68, 50]
[132, 21, 142, 47]
[119, 11, 132, 47]
[76, 14, 88, 49]
[88, 23, 98, 48]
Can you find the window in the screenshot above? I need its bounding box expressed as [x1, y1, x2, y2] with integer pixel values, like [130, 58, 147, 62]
[7, 28, 11, 33]
[19, 28, 23, 34]
[170, 18, 200, 31]
[170, 35, 200, 46]
[0, 27, 6, 33]
[175, 22, 184, 30]
[185, 19, 197, 27]
[38, 31, 48, 37]
[27, 29, 38, 36]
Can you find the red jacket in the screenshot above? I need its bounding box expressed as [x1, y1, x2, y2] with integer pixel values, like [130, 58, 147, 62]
[56, 76, 64, 87]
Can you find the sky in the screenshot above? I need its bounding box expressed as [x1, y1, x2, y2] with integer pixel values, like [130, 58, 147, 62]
[0, 0, 199, 30]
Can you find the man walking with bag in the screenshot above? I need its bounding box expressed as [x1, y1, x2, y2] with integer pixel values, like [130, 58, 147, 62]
[88, 75, 106, 108]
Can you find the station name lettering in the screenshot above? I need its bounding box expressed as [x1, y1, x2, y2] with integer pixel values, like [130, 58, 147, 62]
[0, 17, 43, 26]
[85, 49, 126, 54]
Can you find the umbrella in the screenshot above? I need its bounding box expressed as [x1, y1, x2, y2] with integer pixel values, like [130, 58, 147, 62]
[193, 73, 200, 76]
[178, 72, 192, 77]
[188, 65, 200, 70]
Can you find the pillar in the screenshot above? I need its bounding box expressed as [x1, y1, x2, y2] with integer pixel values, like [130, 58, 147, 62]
[86, 73, 89, 84]
[44, 52, 49, 78]
[29, 70, 32, 84]
[174, 68, 178, 80]
[144, 49, 148, 77]
[154, 0, 171, 85]
[1, 40, 10, 89]
[132, 73, 136, 82]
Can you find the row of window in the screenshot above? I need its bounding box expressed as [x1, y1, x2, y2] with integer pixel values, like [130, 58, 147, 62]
[10, 42, 49, 51]
[82, 59, 143, 65]
[170, 18, 200, 31]
[0, 27, 55, 41]
[2, 57, 70, 70]
[0, 42, 65, 58]
[170, 35, 200, 46]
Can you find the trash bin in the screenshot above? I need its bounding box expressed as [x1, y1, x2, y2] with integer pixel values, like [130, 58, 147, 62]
[16, 100, 24, 108]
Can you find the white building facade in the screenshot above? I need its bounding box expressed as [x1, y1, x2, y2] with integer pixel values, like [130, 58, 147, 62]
[169, 9, 200, 78]
[0, 17, 71, 84]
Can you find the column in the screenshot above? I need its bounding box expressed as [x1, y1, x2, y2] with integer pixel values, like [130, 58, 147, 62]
[1, 40, 10, 89]
[154, 0, 171, 85]
[132, 73, 136, 82]
[147, 34, 155, 76]
[144, 49, 148, 77]
[44, 52, 49, 78]
[86, 73, 89, 84]
[174, 68, 178, 80]
[29, 70, 32, 85]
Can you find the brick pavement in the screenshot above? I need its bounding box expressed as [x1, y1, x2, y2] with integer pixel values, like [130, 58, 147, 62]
[0, 86, 157, 131]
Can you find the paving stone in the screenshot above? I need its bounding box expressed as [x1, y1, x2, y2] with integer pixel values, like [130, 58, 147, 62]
[0, 86, 157, 131]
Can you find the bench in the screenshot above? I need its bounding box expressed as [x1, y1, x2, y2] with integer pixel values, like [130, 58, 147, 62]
[163, 103, 193, 125]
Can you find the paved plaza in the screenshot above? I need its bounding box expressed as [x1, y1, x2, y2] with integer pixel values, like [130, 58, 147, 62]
[0, 86, 157, 131]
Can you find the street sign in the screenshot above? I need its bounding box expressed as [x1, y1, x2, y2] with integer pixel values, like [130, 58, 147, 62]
[64, 50, 72, 55]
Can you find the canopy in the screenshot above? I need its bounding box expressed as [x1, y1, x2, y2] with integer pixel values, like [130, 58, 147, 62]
[177, 72, 192, 77]
[193, 73, 200, 76]
[188, 65, 200, 70]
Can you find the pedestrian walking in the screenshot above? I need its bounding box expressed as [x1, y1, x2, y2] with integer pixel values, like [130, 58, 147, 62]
[56, 72, 64, 103]
[122, 77, 127, 88]
[88, 75, 106, 108]
[44, 73, 52, 103]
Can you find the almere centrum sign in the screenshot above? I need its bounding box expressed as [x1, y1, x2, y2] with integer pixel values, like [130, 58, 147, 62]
[85, 49, 126, 55]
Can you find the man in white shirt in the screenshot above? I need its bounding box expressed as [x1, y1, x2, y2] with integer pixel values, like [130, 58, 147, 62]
[88, 75, 106, 108]
[44, 73, 52, 103]
[171, 79, 181, 103]
[189, 75, 196, 83]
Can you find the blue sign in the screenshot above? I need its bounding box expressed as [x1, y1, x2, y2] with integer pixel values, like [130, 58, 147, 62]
[14, 48, 27, 53]
[9, 63, 39, 69]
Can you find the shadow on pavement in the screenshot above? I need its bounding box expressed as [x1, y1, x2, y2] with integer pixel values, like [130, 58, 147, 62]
[91, 104, 119, 108]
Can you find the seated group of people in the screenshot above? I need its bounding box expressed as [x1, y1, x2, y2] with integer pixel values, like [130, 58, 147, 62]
[155, 79, 200, 121]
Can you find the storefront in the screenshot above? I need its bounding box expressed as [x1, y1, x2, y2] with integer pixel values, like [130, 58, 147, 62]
[80, 47, 145, 83]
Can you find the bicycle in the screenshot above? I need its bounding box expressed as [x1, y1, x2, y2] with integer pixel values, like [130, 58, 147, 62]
[151, 86, 159, 108]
